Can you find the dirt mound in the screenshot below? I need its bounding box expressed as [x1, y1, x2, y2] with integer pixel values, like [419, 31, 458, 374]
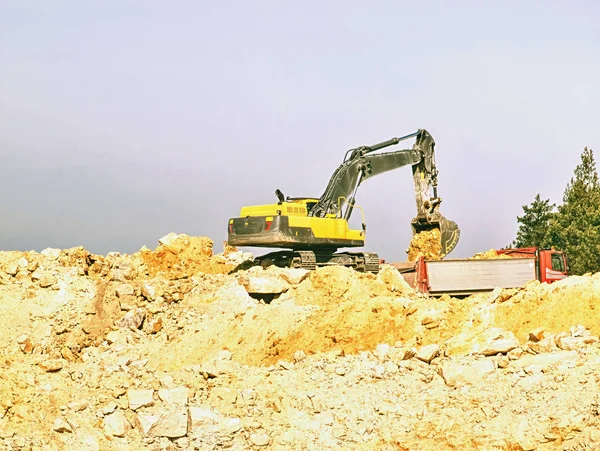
[494, 274, 600, 340]
[407, 228, 442, 261]
[293, 265, 414, 307]
[2, 234, 600, 450]
[136, 233, 238, 278]
[470, 249, 512, 259]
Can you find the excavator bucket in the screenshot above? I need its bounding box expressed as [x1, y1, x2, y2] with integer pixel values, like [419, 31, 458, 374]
[409, 129, 460, 257]
[411, 212, 460, 257]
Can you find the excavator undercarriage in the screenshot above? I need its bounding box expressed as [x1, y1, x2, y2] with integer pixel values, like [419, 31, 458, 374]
[227, 129, 460, 273]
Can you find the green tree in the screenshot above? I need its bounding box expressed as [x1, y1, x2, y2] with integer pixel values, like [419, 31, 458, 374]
[512, 194, 555, 248]
[546, 147, 600, 275]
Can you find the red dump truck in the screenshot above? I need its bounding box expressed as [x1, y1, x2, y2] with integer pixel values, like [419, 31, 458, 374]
[391, 247, 569, 296]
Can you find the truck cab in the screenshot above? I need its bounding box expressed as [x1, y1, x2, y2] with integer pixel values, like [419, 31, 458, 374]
[497, 247, 569, 283]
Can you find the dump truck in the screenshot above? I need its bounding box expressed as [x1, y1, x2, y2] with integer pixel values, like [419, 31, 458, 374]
[227, 129, 460, 272]
[391, 247, 569, 296]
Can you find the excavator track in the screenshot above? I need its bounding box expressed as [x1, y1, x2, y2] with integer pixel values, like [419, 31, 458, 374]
[363, 252, 381, 273]
[292, 251, 317, 270]
[254, 250, 379, 273]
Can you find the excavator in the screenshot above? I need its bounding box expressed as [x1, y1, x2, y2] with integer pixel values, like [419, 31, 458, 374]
[227, 129, 460, 272]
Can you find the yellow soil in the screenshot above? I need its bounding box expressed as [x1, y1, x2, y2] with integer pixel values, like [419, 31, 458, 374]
[470, 249, 512, 259]
[493, 275, 600, 341]
[407, 228, 442, 261]
[137, 234, 235, 278]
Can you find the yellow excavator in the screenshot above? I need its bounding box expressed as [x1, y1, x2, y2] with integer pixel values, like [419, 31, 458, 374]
[227, 129, 460, 272]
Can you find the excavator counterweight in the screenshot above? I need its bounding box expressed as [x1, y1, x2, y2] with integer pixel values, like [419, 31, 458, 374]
[227, 129, 460, 272]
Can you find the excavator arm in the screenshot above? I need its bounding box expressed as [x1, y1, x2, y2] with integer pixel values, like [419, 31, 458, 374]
[309, 129, 460, 256]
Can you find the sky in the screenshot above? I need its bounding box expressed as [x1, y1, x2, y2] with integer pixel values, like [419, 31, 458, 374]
[1, 1, 599, 261]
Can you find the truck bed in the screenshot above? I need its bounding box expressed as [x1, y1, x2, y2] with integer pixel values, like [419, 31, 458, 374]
[393, 258, 537, 296]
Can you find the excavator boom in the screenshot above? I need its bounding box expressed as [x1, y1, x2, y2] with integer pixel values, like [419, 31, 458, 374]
[310, 129, 460, 256]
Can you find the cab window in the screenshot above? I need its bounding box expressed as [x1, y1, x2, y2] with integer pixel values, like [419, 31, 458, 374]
[551, 254, 565, 272]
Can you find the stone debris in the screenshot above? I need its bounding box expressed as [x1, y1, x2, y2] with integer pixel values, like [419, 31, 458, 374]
[415, 343, 440, 363]
[52, 418, 73, 433]
[147, 409, 188, 438]
[250, 431, 270, 446]
[115, 283, 135, 298]
[157, 387, 189, 405]
[117, 308, 146, 330]
[480, 329, 520, 355]
[103, 411, 128, 437]
[1, 234, 600, 450]
[438, 358, 495, 388]
[189, 406, 218, 428]
[127, 389, 154, 410]
[38, 359, 64, 372]
[238, 273, 290, 294]
[407, 228, 442, 261]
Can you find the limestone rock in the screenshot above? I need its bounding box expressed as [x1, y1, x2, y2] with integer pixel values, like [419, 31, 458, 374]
[507, 347, 524, 360]
[135, 414, 160, 436]
[127, 389, 154, 410]
[38, 359, 64, 372]
[159, 374, 175, 388]
[52, 417, 72, 433]
[239, 274, 290, 294]
[438, 359, 495, 388]
[105, 330, 121, 344]
[210, 386, 237, 404]
[416, 344, 439, 363]
[115, 283, 135, 298]
[219, 417, 242, 435]
[17, 257, 28, 270]
[189, 406, 218, 429]
[68, 401, 88, 412]
[528, 336, 558, 354]
[39, 275, 58, 288]
[4, 261, 18, 276]
[556, 333, 598, 351]
[147, 316, 163, 334]
[157, 387, 189, 406]
[141, 282, 159, 301]
[389, 347, 416, 361]
[103, 411, 128, 437]
[102, 402, 117, 415]
[480, 329, 520, 356]
[30, 269, 45, 281]
[118, 308, 146, 330]
[148, 409, 189, 438]
[41, 248, 61, 260]
[158, 233, 181, 247]
[513, 351, 579, 373]
[250, 432, 270, 446]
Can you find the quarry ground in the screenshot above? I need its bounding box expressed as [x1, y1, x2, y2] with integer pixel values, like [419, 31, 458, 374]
[1, 233, 600, 451]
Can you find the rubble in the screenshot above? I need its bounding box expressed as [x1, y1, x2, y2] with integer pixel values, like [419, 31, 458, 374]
[407, 228, 442, 261]
[1, 233, 600, 450]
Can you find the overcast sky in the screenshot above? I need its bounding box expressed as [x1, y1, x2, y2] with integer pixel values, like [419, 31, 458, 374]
[1, 1, 599, 260]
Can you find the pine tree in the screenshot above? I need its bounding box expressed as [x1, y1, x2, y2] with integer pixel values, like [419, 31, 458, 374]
[546, 147, 600, 275]
[512, 194, 555, 248]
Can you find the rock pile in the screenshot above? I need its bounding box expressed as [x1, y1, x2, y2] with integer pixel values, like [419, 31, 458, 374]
[1, 234, 600, 450]
[406, 228, 442, 261]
